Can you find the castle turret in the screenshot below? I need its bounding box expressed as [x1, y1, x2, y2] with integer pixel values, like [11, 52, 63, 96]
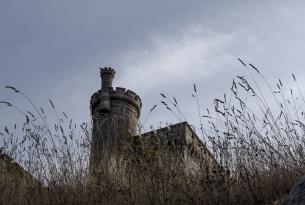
[89, 67, 142, 173]
[100, 67, 115, 89]
[98, 67, 115, 113]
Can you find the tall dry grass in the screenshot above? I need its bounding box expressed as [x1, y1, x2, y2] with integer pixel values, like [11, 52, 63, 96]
[0, 60, 304, 204]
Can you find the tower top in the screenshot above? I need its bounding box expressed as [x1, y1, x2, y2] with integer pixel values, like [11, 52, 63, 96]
[100, 67, 115, 77]
[99, 67, 115, 89]
[90, 66, 142, 116]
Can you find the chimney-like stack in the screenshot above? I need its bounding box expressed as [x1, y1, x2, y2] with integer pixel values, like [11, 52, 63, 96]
[100, 67, 115, 90]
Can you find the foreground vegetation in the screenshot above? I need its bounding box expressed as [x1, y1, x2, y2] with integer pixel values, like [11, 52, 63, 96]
[0, 60, 304, 204]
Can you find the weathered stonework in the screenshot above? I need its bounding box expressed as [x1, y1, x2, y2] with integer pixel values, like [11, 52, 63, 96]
[138, 122, 221, 175]
[89, 67, 221, 177]
[0, 153, 45, 203]
[89, 67, 142, 173]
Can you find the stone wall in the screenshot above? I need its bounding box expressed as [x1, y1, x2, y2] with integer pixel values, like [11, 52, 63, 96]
[139, 122, 221, 175]
[0, 154, 44, 204]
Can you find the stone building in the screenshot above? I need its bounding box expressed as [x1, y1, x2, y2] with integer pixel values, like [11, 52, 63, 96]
[138, 122, 219, 174]
[89, 67, 142, 173]
[0, 153, 44, 204]
[89, 67, 221, 176]
[0, 153, 42, 185]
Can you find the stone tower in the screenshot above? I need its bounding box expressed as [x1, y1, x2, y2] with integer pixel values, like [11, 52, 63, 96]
[89, 67, 142, 171]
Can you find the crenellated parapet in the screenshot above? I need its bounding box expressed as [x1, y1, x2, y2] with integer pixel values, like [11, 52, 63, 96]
[100, 67, 115, 89]
[90, 86, 142, 118]
[100, 67, 115, 75]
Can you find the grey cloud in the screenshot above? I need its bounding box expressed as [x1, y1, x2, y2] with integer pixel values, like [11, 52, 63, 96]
[1, 0, 305, 134]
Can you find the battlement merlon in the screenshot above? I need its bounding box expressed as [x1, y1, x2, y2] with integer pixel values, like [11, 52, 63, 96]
[90, 87, 142, 117]
[100, 67, 115, 90]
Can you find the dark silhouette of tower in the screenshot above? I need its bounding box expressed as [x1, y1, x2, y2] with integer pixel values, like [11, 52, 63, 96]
[88, 67, 222, 184]
[89, 67, 142, 172]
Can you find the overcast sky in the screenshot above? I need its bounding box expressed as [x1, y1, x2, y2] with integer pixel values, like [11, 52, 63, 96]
[1, 1, 305, 137]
